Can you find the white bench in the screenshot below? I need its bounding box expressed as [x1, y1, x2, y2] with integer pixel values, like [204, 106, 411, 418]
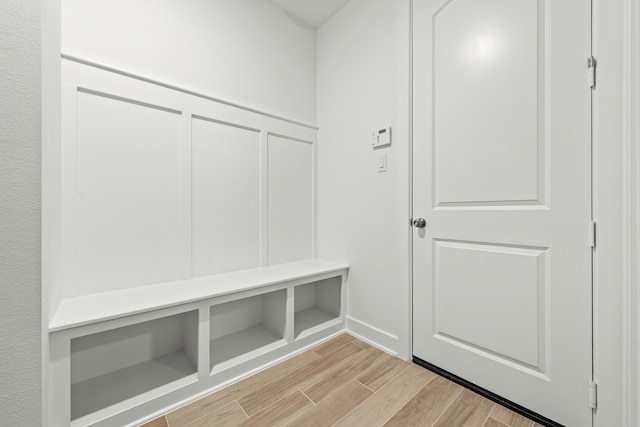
[49, 259, 348, 427]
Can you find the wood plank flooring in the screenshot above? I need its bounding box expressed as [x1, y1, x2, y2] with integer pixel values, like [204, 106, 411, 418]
[141, 334, 544, 427]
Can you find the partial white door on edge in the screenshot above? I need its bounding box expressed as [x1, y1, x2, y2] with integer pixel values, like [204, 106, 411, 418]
[412, 1, 592, 426]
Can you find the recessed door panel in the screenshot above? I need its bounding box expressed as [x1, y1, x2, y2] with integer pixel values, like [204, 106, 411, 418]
[434, 0, 544, 206]
[433, 240, 547, 373]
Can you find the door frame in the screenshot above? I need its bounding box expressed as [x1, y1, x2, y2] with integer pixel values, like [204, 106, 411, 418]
[621, 3, 640, 426]
[406, 0, 639, 426]
[592, 0, 639, 426]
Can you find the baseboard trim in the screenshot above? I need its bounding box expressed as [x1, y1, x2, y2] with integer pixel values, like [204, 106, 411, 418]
[346, 316, 399, 356]
[412, 357, 565, 427]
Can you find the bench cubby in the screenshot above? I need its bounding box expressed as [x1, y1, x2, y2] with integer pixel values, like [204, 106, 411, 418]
[49, 259, 348, 427]
[70, 311, 198, 421]
[294, 276, 342, 338]
[210, 289, 287, 372]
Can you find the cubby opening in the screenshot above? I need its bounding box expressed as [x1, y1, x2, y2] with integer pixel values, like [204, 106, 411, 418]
[294, 276, 342, 338]
[210, 289, 287, 372]
[70, 311, 198, 421]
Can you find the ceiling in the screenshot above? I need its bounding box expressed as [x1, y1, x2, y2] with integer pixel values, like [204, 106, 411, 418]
[268, 0, 351, 28]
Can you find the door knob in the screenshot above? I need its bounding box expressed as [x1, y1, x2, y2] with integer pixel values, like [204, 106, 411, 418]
[413, 218, 427, 229]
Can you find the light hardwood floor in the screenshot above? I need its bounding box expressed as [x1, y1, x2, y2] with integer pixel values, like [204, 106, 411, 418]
[141, 334, 544, 427]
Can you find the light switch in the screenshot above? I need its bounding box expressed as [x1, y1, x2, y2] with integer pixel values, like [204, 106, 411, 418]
[377, 154, 387, 173]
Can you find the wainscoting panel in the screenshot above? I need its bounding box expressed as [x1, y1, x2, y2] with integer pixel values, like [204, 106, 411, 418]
[61, 58, 317, 300]
[267, 134, 314, 265]
[76, 90, 183, 295]
[191, 117, 261, 277]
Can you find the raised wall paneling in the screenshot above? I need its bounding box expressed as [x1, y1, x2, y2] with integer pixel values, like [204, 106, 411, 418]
[59, 58, 318, 300]
[192, 117, 261, 277]
[268, 134, 314, 265]
[76, 90, 183, 295]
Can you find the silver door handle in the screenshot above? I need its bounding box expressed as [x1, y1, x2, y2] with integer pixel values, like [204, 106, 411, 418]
[413, 218, 427, 229]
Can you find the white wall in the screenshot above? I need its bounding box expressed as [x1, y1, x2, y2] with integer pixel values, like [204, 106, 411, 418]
[0, 1, 42, 425]
[62, 0, 317, 124]
[316, 0, 411, 358]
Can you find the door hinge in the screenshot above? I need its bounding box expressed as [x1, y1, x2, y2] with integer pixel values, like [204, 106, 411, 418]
[589, 221, 596, 248]
[589, 380, 598, 410]
[588, 56, 597, 89]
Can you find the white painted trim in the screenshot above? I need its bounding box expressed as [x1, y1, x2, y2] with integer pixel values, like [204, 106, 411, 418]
[42, 0, 62, 423]
[196, 302, 210, 381]
[260, 131, 269, 268]
[622, 0, 640, 425]
[59, 58, 317, 296]
[592, 1, 628, 426]
[60, 54, 319, 131]
[60, 85, 78, 299]
[408, 0, 415, 363]
[312, 129, 319, 260]
[181, 112, 193, 280]
[346, 316, 400, 358]
[401, 0, 414, 363]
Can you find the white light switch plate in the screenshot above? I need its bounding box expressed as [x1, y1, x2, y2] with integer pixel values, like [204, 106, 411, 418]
[377, 154, 387, 173]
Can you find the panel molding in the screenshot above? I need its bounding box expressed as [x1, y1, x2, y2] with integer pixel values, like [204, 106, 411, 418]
[431, 0, 548, 208]
[61, 54, 318, 130]
[432, 239, 548, 375]
[432, 333, 549, 380]
[191, 115, 261, 278]
[181, 111, 193, 280]
[266, 133, 315, 266]
[61, 84, 79, 299]
[192, 114, 261, 133]
[260, 131, 269, 268]
[266, 132, 314, 145]
[434, 200, 549, 209]
[75, 90, 184, 295]
[77, 87, 182, 115]
[60, 58, 318, 301]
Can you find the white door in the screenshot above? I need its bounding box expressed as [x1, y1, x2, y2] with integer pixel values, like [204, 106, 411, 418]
[412, 1, 592, 426]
